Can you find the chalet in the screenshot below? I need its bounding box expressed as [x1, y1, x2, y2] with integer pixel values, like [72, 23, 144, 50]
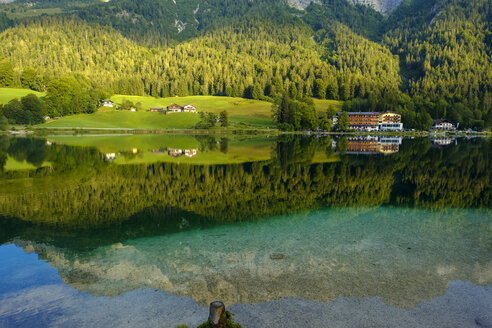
[184, 149, 198, 157]
[167, 104, 182, 112]
[432, 119, 456, 130]
[150, 107, 164, 112]
[102, 99, 114, 108]
[168, 148, 184, 157]
[182, 104, 197, 113]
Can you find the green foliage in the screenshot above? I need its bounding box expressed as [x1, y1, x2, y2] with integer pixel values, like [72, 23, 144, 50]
[0, 114, 8, 131]
[273, 93, 318, 131]
[303, 0, 384, 40]
[219, 110, 229, 127]
[21, 67, 43, 91]
[336, 136, 348, 154]
[2, 98, 22, 124]
[196, 311, 242, 328]
[120, 98, 135, 110]
[336, 111, 349, 131]
[382, 0, 491, 126]
[0, 60, 14, 87]
[21, 94, 44, 124]
[314, 79, 326, 99]
[319, 113, 331, 131]
[45, 76, 96, 117]
[195, 112, 218, 129]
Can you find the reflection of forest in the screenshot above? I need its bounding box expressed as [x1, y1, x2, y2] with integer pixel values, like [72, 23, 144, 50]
[0, 136, 490, 228]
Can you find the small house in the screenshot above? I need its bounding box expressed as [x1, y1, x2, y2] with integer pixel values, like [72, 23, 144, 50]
[432, 119, 456, 130]
[168, 148, 184, 157]
[184, 149, 198, 157]
[102, 99, 114, 108]
[150, 107, 164, 112]
[182, 104, 197, 113]
[167, 104, 182, 113]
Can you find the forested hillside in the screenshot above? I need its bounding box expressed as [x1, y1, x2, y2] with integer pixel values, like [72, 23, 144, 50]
[0, 0, 490, 129]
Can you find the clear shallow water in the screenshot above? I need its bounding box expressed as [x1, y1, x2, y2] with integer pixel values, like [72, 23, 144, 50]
[0, 136, 491, 327]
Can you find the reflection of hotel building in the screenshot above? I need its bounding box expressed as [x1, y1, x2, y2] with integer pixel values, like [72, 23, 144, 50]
[339, 136, 402, 155]
[346, 136, 379, 154]
[378, 137, 402, 154]
[333, 112, 403, 131]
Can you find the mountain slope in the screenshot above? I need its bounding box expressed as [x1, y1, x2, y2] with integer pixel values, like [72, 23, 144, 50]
[383, 0, 491, 120]
[0, 0, 490, 128]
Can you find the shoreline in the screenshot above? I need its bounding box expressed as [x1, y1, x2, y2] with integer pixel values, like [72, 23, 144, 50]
[25, 127, 492, 137]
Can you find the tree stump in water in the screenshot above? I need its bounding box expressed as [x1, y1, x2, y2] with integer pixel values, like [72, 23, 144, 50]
[209, 301, 225, 328]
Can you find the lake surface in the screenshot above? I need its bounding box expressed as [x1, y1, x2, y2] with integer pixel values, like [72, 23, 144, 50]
[0, 135, 491, 327]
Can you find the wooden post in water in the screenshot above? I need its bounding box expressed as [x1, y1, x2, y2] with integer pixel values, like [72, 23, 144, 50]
[209, 301, 225, 328]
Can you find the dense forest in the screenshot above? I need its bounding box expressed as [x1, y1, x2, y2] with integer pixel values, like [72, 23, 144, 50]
[0, 0, 490, 129]
[0, 136, 489, 229]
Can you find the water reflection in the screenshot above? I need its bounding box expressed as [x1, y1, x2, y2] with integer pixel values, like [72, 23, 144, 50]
[331, 136, 403, 155]
[0, 136, 490, 228]
[0, 135, 490, 326]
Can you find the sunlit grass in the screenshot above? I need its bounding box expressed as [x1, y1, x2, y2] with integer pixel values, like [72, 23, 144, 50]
[0, 88, 45, 105]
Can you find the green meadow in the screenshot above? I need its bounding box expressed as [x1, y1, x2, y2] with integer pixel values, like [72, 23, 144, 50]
[39, 95, 276, 130]
[0, 88, 45, 105]
[111, 95, 275, 127]
[0, 88, 343, 130]
[313, 99, 343, 114]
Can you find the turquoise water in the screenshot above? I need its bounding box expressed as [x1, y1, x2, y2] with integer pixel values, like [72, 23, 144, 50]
[0, 136, 491, 327]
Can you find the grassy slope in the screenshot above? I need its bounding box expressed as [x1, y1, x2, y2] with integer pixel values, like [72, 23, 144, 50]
[41, 110, 202, 129]
[39, 95, 275, 129]
[0, 88, 45, 104]
[39, 95, 344, 130]
[313, 99, 343, 114]
[112, 95, 275, 127]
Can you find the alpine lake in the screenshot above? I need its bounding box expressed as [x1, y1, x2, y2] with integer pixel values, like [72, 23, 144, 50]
[0, 134, 490, 328]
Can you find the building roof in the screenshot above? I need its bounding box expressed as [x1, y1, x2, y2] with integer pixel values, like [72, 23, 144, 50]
[150, 107, 163, 109]
[102, 99, 113, 103]
[337, 112, 381, 115]
[433, 119, 453, 125]
[167, 103, 181, 108]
